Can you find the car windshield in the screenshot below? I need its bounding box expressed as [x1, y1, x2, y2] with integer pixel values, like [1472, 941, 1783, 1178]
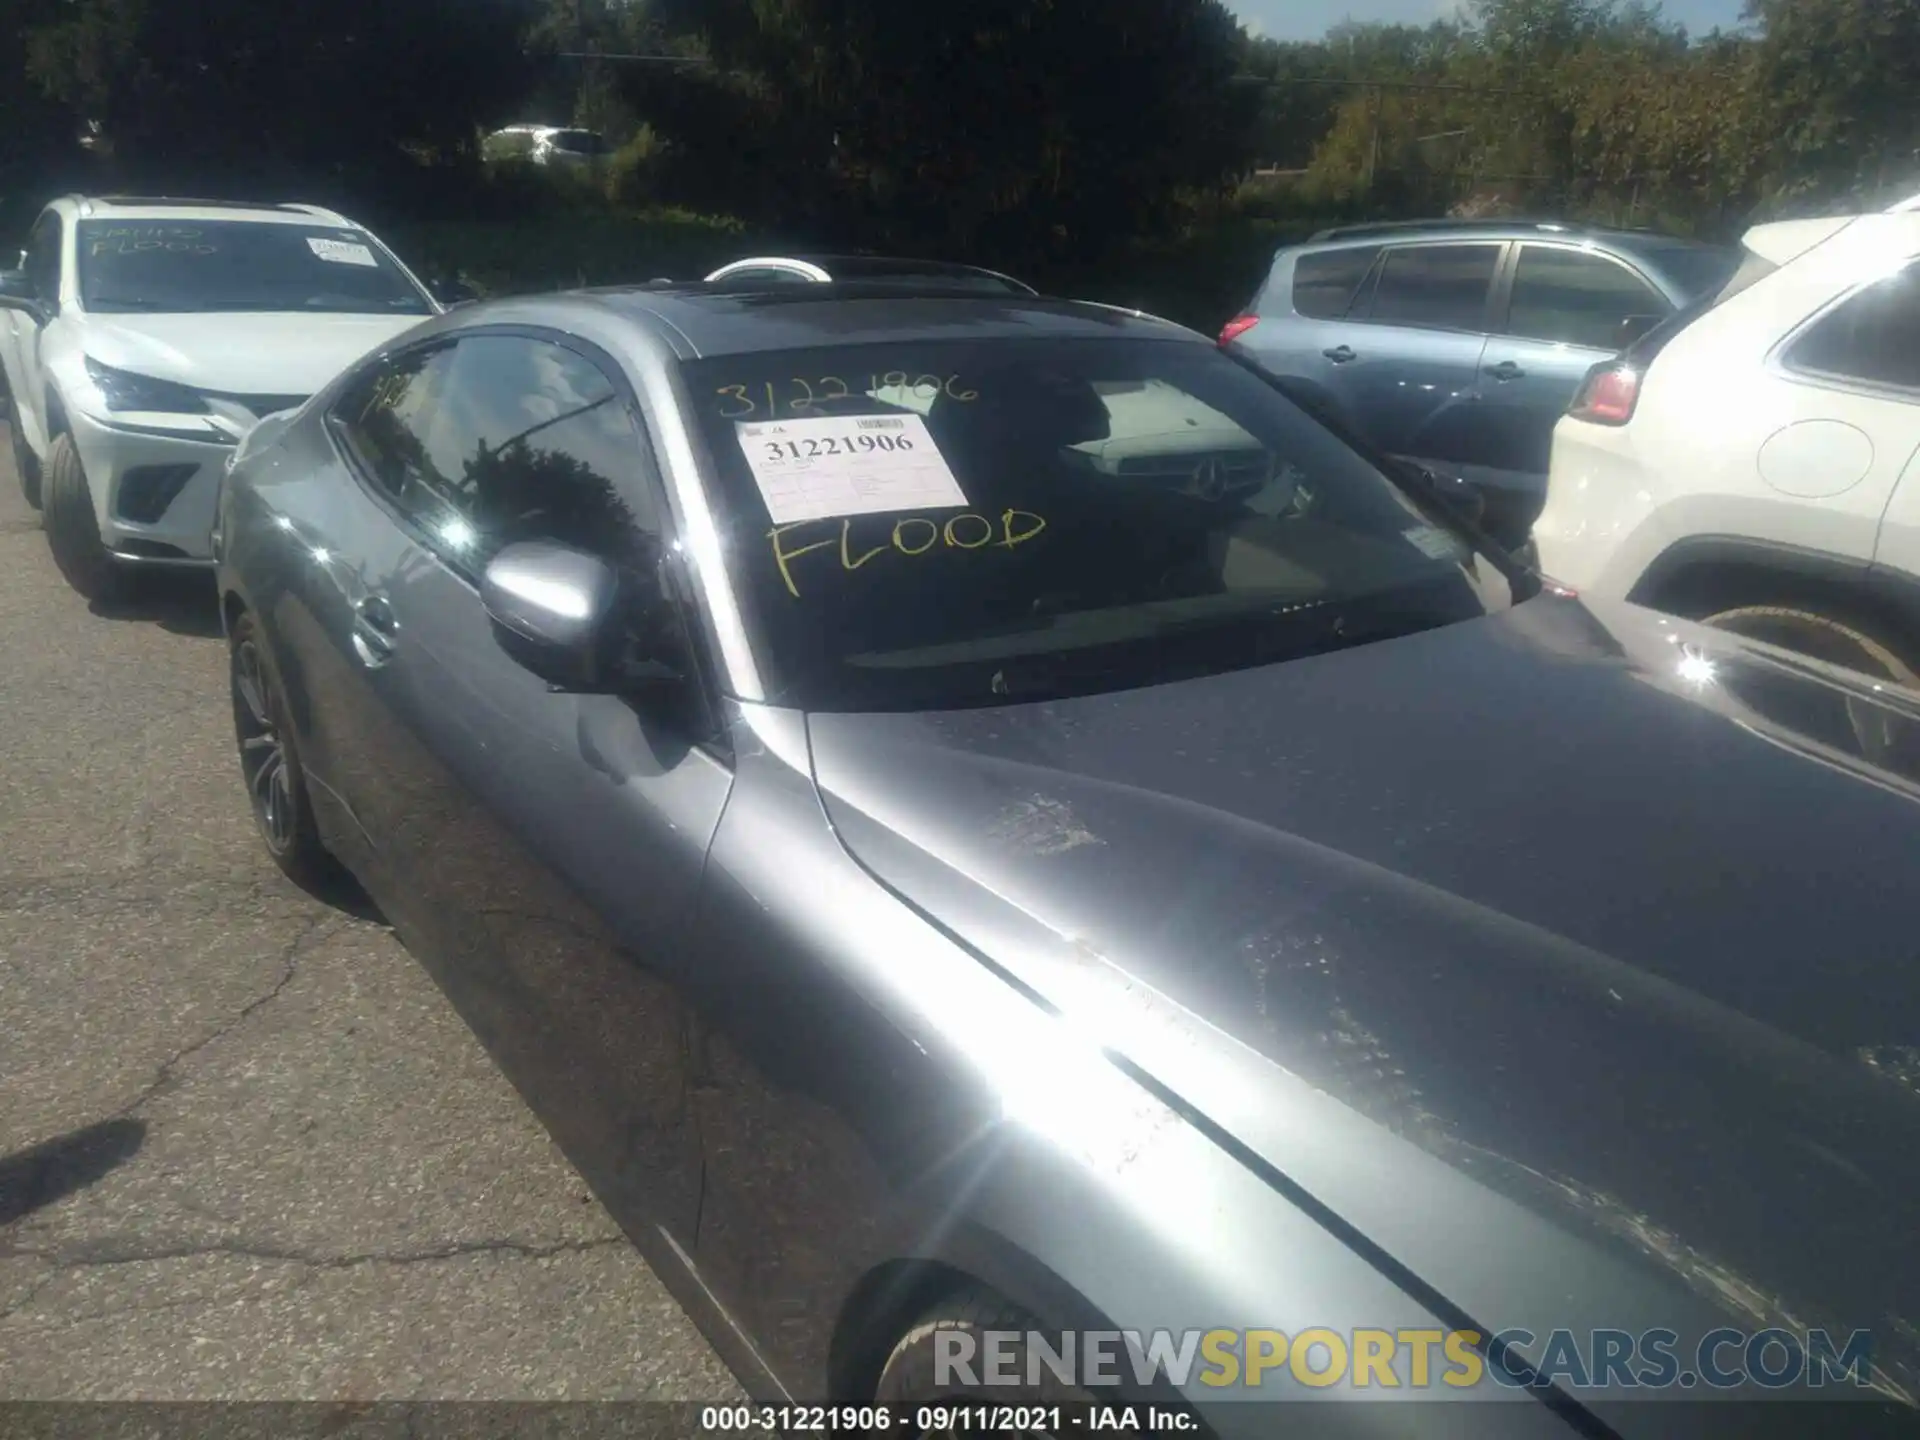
[683, 336, 1519, 712]
[77, 220, 433, 315]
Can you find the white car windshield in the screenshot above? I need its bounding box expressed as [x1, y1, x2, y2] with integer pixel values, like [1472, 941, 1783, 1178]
[77, 220, 434, 316]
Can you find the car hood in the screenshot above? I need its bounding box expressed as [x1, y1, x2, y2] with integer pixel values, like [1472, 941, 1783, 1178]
[75, 311, 426, 398]
[806, 595, 1920, 1409]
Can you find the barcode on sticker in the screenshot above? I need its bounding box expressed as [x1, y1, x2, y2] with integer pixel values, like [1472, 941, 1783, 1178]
[856, 418, 906, 430]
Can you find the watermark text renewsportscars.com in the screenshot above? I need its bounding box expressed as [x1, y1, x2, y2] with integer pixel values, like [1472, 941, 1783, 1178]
[933, 1326, 1878, 1394]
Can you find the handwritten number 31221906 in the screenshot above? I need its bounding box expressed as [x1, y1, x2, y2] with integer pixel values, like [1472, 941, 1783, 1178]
[718, 374, 977, 419]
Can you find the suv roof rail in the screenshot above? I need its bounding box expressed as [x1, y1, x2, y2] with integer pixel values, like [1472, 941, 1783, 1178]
[1306, 217, 1603, 243]
[703, 253, 1039, 295]
[86, 195, 326, 214]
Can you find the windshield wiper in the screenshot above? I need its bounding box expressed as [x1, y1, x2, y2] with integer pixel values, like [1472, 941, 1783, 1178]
[87, 297, 179, 311]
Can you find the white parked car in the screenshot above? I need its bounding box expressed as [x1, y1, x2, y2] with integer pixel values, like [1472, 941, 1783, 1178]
[0, 195, 449, 601]
[1532, 207, 1920, 686]
[483, 125, 609, 170]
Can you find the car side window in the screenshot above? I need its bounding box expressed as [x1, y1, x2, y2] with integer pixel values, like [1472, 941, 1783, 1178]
[355, 333, 667, 577]
[1505, 245, 1670, 351]
[1784, 260, 1920, 395]
[334, 343, 462, 520]
[25, 214, 62, 302]
[1360, 244, 1501, 332]
[1290, 246, 1382, 319]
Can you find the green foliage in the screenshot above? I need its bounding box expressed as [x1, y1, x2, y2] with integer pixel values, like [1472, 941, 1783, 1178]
[600, 126, 667, 209]
[384, 206, 749, 297]
[625, 0, 1261, 264]
[18, 0, 543, 196]
[1749, 0, 1920, 211]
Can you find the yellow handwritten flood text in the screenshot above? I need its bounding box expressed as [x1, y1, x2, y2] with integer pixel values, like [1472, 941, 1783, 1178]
[767, 510, 1047, 597]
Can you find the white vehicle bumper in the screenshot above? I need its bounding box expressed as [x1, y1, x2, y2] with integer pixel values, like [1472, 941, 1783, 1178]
[1531, 415, 1673, 599]
[67, 406, 238, 566]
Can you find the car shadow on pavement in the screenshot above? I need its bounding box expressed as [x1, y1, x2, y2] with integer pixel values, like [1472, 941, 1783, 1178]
[0, 1118, 147, 1227]
[89, 572, 224, 640]
[301, 865, 389, 927]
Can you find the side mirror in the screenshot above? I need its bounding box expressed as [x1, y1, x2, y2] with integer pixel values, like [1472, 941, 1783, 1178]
[481, 541, 622, 692]
[428, 276, 478, 308]
[0, 270, 49, 325]
[1616, 313, 1662, 347]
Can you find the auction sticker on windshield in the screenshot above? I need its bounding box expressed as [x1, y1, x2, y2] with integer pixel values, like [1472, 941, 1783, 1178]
[308, 237, 379, 268]
[736, 414, 969, 524]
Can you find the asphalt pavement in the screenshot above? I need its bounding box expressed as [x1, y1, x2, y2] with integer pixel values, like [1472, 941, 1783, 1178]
[0, 422, 742, 1401]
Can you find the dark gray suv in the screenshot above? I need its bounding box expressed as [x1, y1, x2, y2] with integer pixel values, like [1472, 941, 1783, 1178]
[1221, 219, 1740, 547]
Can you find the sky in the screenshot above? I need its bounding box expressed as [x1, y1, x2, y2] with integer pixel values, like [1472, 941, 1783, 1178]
[1224, 0, 1749, 43]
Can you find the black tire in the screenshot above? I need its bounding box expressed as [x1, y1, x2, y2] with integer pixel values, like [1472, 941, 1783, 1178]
[41, 432, 126, 602]
[9, 415, 40, 511]
[1700, 602, 1920, 691]
[229, 609, 339, 890]
[876, 1287, 1098, 1436]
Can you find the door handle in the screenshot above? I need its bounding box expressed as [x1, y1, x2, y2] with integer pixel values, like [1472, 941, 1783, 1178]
[350, 594, 399, 668]
[1323, 345, 1357, 364]
[1486, 360, 1526, 381]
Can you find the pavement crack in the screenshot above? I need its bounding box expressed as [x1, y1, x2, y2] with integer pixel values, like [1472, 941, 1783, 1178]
[112, 911, 339, 1119]
[5, 1234, 625, 1277]
[0, 1235, 626, 1328]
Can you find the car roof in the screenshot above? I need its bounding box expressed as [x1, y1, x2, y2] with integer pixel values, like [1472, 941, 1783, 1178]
[577, 286, 1203, 359]
[64, 196, 357, 227]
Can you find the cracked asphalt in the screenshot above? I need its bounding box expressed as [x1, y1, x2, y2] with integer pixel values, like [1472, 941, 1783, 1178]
[0, 421, 743, 1401]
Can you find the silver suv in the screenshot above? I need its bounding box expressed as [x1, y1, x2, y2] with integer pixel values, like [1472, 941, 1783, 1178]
[1220, 218, 1740, 547]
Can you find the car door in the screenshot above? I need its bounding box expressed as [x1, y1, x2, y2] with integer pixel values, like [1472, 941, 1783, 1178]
[321, 328, 732, 1247]
[1324, 240, 1503, 470]
[1476, 242, 1677, 484]
[2, 212, 64, 454]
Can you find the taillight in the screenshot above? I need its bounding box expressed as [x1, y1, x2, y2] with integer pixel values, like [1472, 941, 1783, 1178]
[1219, 314, 1260, 347]
[1567, 363, 1642, 426]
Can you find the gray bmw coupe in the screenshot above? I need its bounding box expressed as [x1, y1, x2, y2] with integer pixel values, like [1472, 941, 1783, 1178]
[214, 277, 1920, 1438]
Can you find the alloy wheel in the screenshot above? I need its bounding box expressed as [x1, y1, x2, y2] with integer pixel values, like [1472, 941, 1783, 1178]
[232, 639, 297, 853]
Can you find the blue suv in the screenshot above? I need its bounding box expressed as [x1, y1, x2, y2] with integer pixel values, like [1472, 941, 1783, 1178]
[1220, 219, 1740, 548]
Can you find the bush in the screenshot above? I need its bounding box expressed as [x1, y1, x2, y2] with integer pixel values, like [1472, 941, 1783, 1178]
[383, 206, 753, 297]
[600, 126, 667, 210]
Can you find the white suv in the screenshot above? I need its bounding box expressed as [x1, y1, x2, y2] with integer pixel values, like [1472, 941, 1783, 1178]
[1534, 208, 1920, 686]
[0, 195, 446, 601]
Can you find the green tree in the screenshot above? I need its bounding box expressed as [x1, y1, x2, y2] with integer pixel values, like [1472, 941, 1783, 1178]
[632, 0, 1260, 264]
[23, 0, 543, 197]
[1748, 0, 1920, 210]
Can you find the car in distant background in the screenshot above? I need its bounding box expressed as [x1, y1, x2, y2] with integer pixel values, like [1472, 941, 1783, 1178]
[0, 194, 453, 601]
[703, 253, 1037, 295]
[483, 124, 611, 170]
[1219, 218, 1741, 549]
[1534, 207, 1920, 689]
